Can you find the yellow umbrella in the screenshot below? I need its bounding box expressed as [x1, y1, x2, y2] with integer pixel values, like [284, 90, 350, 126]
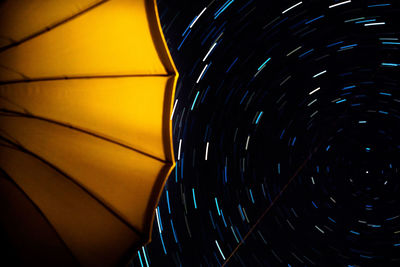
[0, 0, 178, 265]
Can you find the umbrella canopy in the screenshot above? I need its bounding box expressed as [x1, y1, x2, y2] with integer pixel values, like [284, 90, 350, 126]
[0, 0, 178, 265]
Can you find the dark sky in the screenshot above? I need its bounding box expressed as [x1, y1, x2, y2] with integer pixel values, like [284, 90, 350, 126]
[131, 0, 400, 266]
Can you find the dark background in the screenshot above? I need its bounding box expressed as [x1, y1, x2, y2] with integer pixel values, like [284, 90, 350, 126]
[131, 0, 400, 266]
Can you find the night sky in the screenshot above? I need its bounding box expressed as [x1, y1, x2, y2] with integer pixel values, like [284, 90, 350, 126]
[132, 0, 400, 266]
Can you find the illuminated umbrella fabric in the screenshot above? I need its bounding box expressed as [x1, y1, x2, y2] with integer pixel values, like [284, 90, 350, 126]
[0, 0, 178, 266]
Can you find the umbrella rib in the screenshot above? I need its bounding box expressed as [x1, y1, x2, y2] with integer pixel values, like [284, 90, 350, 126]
[0, 0, 110, 53]
[0, 109, 169, 164]
[0, 136, 147, 240]
[0, 168, 81, 265]
[0, 74, 174, 85]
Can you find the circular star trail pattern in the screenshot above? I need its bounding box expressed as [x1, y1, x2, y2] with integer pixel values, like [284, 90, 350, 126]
[132, 1, 400, 266]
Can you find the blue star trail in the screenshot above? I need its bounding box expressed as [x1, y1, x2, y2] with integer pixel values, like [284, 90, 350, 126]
[130, 0, 400, 266]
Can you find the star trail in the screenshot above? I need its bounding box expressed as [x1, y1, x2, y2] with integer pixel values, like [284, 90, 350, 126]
[131, 0, 400, 266]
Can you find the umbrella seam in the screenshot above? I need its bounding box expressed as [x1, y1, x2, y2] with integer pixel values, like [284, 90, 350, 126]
[0, 0, 110, 53]
[0, 168, 82, 266]
[0, 74, 174, 85]
[0, 136, 147, 241]
[0, 110, 170, 164]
